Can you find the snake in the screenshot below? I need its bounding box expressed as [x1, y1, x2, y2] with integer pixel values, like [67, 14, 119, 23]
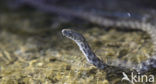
[62, 29, 156, 74]
[13, 0, 156, 73]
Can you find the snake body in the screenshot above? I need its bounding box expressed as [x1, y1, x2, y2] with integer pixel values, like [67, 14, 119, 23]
[62, 29, 109, 70]
[15, 0, 156, 73]
[62, 29, 156, 73]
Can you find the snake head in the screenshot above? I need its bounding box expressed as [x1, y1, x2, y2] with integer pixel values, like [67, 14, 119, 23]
[62, 29, 85, 42]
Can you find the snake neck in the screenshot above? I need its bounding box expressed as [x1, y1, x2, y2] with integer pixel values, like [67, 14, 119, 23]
[77, 41, 108, 69]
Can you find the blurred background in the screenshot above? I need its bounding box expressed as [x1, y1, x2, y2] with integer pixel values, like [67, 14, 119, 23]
[0, 0, 156, 84]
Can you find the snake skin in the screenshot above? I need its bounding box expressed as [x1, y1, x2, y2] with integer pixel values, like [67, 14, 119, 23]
[16, 0, 156, 73]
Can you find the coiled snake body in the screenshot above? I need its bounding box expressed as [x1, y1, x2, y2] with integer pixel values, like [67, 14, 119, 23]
[17, 0, 156, 73]
[62, 29, 156, 74]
